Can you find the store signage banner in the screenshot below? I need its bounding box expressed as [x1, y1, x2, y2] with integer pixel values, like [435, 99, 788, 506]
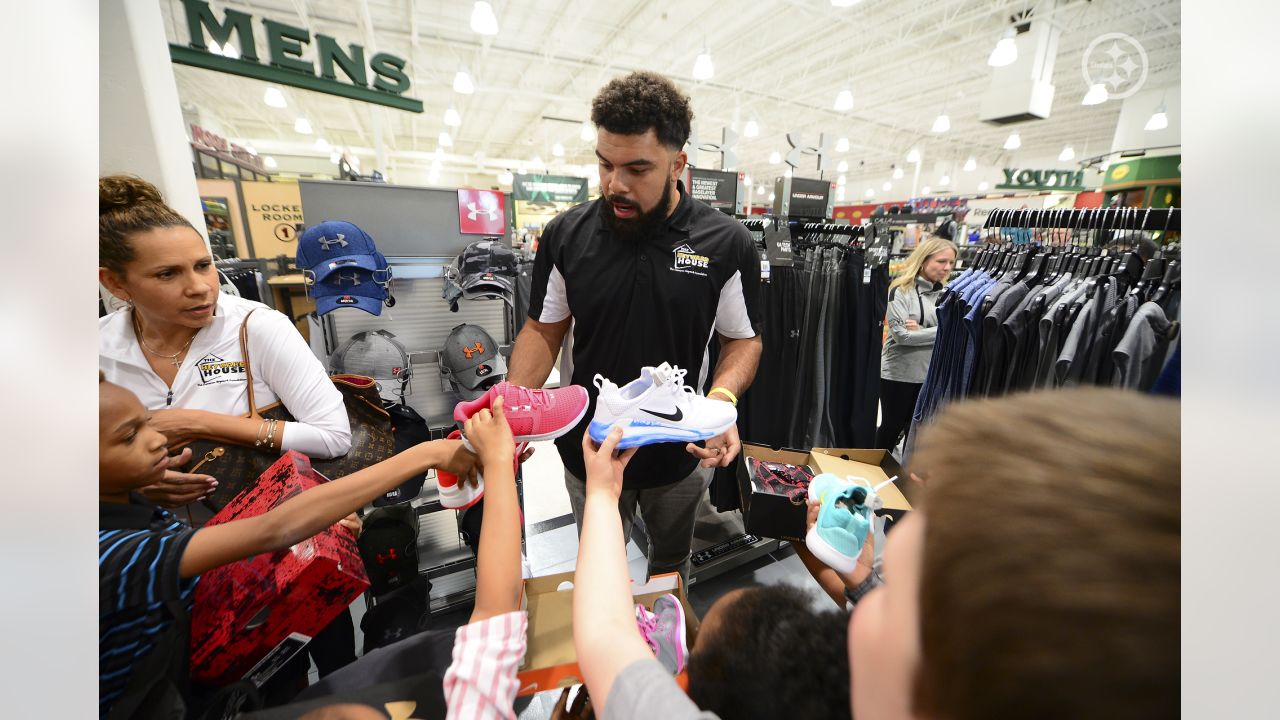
[241, 181, 304, 258]
[687, 168, 738, 212]
[458, 189, 507, 235]
[512, 175, 587, 203]
[191, 124, 264, 172]
[170, 0, 423, 113]
[996, 168, 1086, 192]
[787, 177, 833, 218]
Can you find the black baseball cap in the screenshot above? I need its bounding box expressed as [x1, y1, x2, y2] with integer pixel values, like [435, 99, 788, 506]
[458, 239, 517, 298]
[440, 324, 506, 400]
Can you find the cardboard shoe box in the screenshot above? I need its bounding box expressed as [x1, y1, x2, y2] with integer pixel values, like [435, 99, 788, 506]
[738, 444, 913, 543]
[190, 451, 371, 686]
[515, 571, 699, 696]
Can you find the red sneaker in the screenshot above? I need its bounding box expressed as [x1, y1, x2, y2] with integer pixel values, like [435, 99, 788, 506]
[437, 430, 485, 510]
[453, 381, 589, 442]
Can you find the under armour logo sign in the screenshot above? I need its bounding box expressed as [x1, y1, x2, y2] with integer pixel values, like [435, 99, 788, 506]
[337, 272, 361, 285]
[685, 124, 739, 170]
[376, 548, 398, 564]
[318, 233, 348, 250]
[466, 203, 498, 221]
[461, 342, 485, 359]
[785, 133, 833, 172]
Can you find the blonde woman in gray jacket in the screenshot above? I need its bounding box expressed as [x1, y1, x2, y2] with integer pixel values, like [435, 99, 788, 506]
[877, 236, 956, 450]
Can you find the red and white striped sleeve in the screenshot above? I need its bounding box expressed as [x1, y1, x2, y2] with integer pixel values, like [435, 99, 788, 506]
[443, 610, 529, 720]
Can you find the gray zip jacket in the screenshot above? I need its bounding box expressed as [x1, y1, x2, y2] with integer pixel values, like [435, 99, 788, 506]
[881, 275, 945, 383]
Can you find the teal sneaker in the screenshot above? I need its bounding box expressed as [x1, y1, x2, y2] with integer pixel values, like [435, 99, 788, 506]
[805, 473, 873, 574]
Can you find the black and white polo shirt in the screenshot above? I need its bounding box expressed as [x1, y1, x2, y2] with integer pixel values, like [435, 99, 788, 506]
[528, 181, 762, 489]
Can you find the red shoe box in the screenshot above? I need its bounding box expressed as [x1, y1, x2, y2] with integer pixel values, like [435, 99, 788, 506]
[190, 451, 370, 686]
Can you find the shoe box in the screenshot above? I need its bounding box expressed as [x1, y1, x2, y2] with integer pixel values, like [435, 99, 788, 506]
[190, 451, 371, 687]
[737, 444, 913, 543]
[515, 571, 699, 696]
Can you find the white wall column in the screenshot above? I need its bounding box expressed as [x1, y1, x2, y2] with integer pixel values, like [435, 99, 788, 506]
[100, 0, 206, 239]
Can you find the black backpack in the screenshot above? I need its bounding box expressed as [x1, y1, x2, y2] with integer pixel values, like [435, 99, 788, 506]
[375, 402, 432, 506]
[357, 504, 421, 597]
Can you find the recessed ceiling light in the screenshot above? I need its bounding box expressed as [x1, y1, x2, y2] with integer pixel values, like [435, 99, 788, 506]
[470, 1, 499, 35]
[744, 119, 760, 137]
[453, 66, 475, 95]
[439, 131, 454, 147]
[834, 88, 854, 112]
[444, 105, 462, 127]
[963, 156, 977, 172]
[263, 87, 287, 108]
[294, 117, 313, 134]
[693, 48, 715, 81]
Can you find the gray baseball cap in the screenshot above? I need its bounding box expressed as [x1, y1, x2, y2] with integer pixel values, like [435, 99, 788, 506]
[440, 324, 506, 400]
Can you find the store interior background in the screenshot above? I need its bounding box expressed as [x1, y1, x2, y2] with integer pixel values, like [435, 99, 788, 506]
[101, 0, 1182, 714]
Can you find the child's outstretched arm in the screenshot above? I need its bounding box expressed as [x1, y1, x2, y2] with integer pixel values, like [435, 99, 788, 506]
[462, 396, 521, 622]
[178, 437, 478, 579]
[572, 427, 646, 712]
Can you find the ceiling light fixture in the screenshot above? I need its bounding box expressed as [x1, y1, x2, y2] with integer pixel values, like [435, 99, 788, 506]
[963, 156, 977, 172]
[744, 119, 760, 137]
[329, 152, 340, 163]
[1081, 83, 1108, 106]
[263, 156, 278, 169]
[744, 174, 753, 187]
[834, 88, 854, 112]
[769, 151, 781, 164]
[837, 160, 849, 173]
[757, 185, 765, 196]
[314, 137, 331, 152]
[837, 174, 847, 186]
[444, 105, 462, 127]
[531, 155, 543, 168]
[931, 112, 950, 133]
[835, 137, 850, 153]
[988, 28, 1018, 67]
[1058, 146, 1075, 161]
[831, 0, 862, 7]
[865, 188, 874, 198]
[470, 1, 499, 35]
[837, 188, 846, 201]
[453, 66, 475, 95]
[906, 147, 921, 163]
[263, 87, 287, 108]
[580, 121, 594, 141]
[783, 167, 793, 178]
[499, 170, 514, 184]
[438, 131, 453, 147]
[693, 47, 715, 81]
[940, 174, 950, 185]
[978, 180, 990, 192]
[552, 143, 565, 157]
[1003, 132, 1021, 150]
[1145, 102, 1169, 131]
[882, 181, 892, 192]
[921, 185, 932, 195]
[893, 165, 904, 180]
[294, 117, 313, 134]
[768, 192, 776, 202]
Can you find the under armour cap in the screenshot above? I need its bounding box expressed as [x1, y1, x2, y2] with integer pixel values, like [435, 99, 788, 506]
[440, 323, 506, 400]
[458, 239, 517, 297]
[297, 220, 388, 282]
[310, 251, 392, 316]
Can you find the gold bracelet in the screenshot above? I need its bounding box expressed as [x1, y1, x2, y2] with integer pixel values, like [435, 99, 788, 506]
[708, 386, 738, 406]
[254, 418, 270, 447]
[268, 419, 279, 449]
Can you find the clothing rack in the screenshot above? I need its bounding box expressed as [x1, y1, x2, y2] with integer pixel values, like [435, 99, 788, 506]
[983, 207, 1181, 232]
[214, 257, 272, 308]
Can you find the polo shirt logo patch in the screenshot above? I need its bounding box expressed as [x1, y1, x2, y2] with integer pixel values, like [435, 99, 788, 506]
[195, 353, 247, 385]
[672, 243, 710, 276]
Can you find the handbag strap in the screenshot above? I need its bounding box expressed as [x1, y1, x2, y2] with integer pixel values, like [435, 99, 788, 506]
[239, 309, 262, 418]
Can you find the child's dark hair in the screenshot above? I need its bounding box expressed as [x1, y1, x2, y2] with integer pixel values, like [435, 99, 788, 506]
[688, 584, 850, 719]
[100, 174, 195, 274]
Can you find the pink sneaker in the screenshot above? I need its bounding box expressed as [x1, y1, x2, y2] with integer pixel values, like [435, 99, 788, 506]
[453, 381, 589, 442]
[635, 595, 688, 674]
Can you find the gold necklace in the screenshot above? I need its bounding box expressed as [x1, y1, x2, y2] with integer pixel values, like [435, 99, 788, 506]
[132, 312, 198, 368]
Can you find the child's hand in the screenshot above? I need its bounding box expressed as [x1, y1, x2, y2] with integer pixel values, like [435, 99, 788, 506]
[581, 426, 637, 499]
[464, 395, 515, 467]
[436, 439, 479, 486]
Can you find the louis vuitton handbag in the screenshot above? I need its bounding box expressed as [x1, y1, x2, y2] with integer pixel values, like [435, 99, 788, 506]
[180, 309, 395, 511]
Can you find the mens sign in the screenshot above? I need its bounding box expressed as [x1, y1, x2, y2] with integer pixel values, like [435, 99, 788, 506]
[170, 0, 423, 113]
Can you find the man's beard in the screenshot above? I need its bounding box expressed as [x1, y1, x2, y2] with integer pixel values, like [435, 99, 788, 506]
[599, 180, 673, 243]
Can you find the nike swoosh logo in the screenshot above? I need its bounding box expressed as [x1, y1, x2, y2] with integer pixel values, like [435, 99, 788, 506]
[642, 406, 683, 422]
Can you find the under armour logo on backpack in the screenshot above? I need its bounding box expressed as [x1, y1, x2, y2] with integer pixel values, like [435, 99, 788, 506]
[466, 203, 498, 221]
[376, 548, 399, 564]
[318, 233, 348, 250]
[461, 342, 484, 359]
[337, 272, 361, 286]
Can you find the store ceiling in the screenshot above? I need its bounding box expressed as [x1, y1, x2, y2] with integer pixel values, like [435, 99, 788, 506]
[163, 0, 1181, 194]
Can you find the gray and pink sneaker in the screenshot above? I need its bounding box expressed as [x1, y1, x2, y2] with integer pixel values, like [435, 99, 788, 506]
[635, 594, 688, 674]
[453, 381, 590, 442]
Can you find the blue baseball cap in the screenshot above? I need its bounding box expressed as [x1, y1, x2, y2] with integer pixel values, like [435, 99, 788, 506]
[311, 260, 391, 317]
[297, 220, 388, 282]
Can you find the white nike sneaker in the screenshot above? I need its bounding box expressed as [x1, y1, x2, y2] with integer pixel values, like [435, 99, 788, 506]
[588, 363, 738, 449]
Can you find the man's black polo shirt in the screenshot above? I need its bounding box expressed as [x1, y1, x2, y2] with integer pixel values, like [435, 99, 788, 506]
[528, 180, 761, 489]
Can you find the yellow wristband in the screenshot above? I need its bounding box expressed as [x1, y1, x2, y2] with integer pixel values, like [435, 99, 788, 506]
[708, 387, 738, 406]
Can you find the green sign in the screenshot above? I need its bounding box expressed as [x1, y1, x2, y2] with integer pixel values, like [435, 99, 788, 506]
[995, 168, 1086, 192]
[170, 0, 423, 113]
[512, 174, 588, 203]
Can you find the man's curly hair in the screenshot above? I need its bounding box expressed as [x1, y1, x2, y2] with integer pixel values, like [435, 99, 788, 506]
[590, 71, 694, 151]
